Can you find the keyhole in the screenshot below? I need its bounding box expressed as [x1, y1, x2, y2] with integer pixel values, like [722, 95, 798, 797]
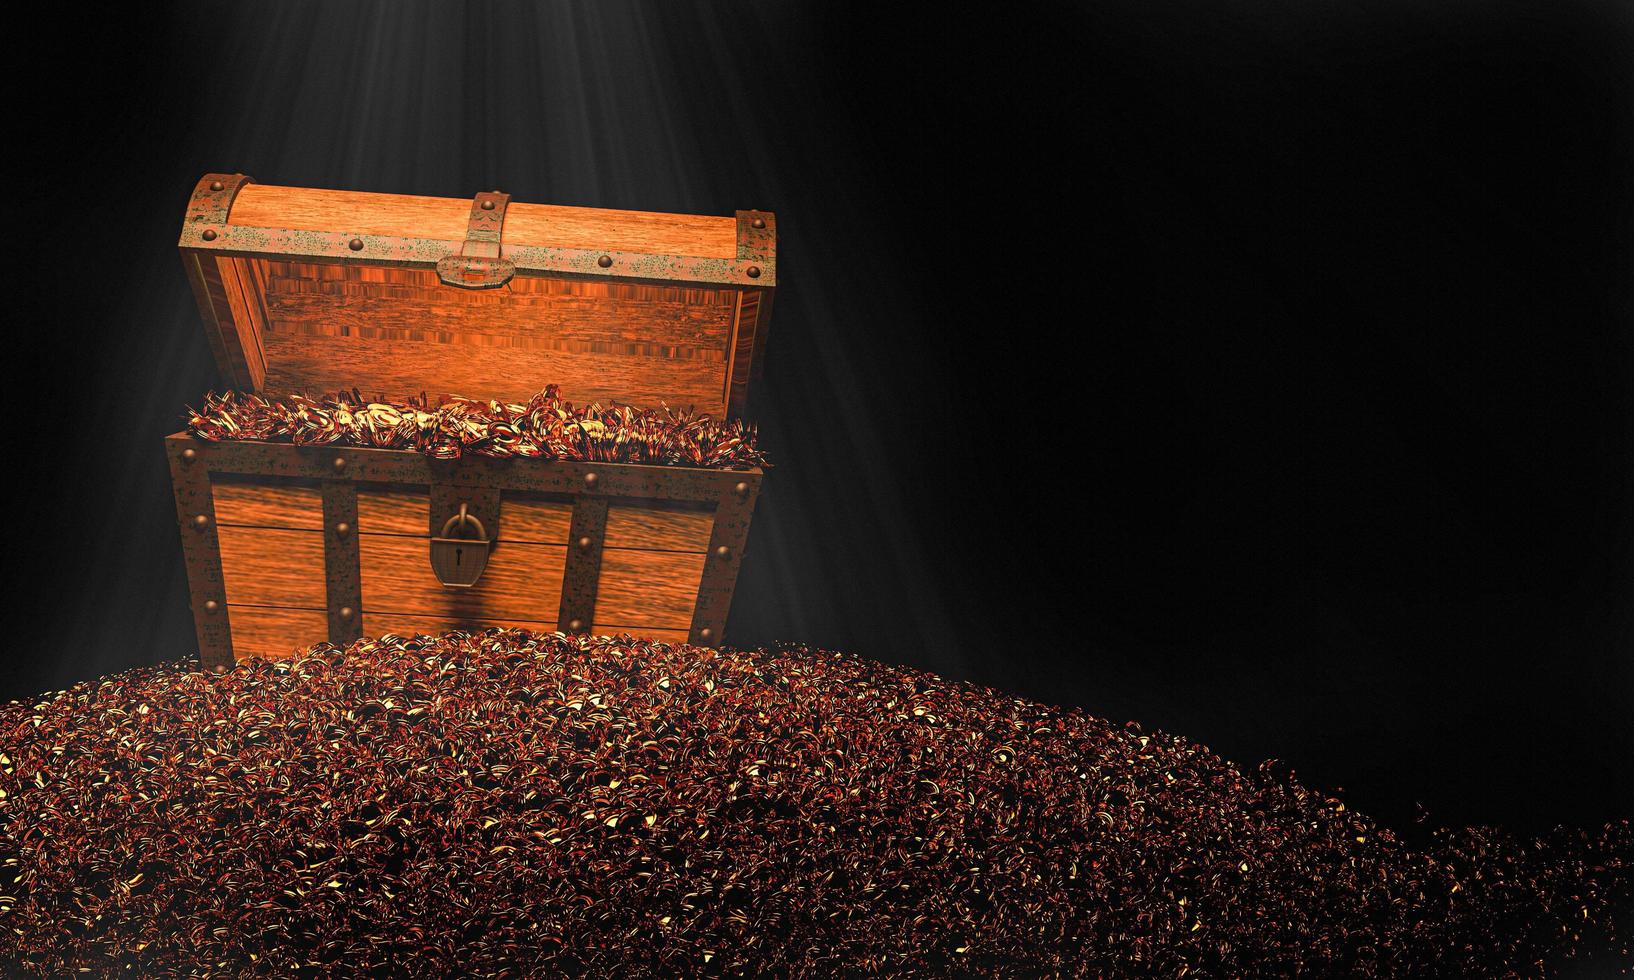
[455, 547, 463, 566]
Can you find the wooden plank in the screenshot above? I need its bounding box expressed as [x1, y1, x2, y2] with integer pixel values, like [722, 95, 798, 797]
[217, 526, 327, 609]
[218, 258, 268, 388]
[592, 550, 707, 628]
[227, 605, 329, 661]
[260, 299, 730, 359]
[212, 479, 324, 529]
[229, 184, 739, 257]
[604, 503, 714, 552]
[260, 329, 730, 413]
[193, 254, 255, 389]
[504, 495, 574, 544]
[182, 248, 246, 394]
[356, 486, 425, 535]
[359, 534, 566, 622]
[262, 265, 736, 350]
[356, 487, 571, 543]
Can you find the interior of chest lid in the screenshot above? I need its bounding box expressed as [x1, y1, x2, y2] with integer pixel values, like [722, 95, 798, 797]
[179, 175, 776, 419]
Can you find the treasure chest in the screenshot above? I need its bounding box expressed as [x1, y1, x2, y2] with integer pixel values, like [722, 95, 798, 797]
[168, 174, 774, 672]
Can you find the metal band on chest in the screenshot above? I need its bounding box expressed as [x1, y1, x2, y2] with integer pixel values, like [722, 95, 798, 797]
[436, 190, 516, 289]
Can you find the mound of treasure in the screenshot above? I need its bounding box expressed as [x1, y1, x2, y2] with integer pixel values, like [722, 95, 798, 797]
[2, 630, 1628, 976]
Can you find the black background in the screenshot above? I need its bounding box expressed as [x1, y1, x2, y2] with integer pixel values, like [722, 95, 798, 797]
[10, 1, 1632, 835]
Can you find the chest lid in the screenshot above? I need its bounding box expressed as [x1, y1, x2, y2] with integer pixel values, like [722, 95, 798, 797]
[179, 174, 775, 419]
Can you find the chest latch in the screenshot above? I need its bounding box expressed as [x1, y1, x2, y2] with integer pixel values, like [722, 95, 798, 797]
[436, 190, 515, 289]
[429, 503, 491, 588]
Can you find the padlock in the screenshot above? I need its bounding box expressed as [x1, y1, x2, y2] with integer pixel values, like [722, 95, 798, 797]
[429, 503, 490, 588]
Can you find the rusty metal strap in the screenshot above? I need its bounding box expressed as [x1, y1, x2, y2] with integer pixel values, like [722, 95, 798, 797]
[186, 173, 255, 229]
[437, 190, 515, 289]
[322, 480, 363, 647]
[558, 497, 609, 635]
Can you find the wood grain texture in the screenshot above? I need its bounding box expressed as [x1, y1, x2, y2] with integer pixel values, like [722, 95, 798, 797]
[502, 495, 574, 544]
[355, 486, 425, 535]
[592, 550, 707, 627]
[359, 534, 566, 622]
[264, 263, 735, 347]
[218, 258, 269, 385]
[251, 262, 733, 411]
[227, 605, 329, 661]
[212, 479, 324, 529]
[217, 526, 327, 608]
[193, 255, 260, 389]
[604, 503, 714, 552]
[355, 487, 572, 543]
[208, 478, 716, 646]
[260, 329, 729, 412]
[229, 184, 739, 257]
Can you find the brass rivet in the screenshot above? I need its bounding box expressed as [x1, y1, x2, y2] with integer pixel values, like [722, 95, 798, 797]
[209, 180, 224, 192]
[583, 472, 598, 487]
[745, 265, 761, 278]
[751, 217, 765, 229]
[339, 607, 354, 621]
[335, 522, 350, 536]
[333, 457, 347, 470]
[212, 663, 227, 675]
[201, 229, 217, 241]
[481, 199, 496, 210]
[715, 545, 730, 558]
[578, 536, 592, 549]
[182, 447, 198, 462]
[349, 238, 364, 251]
[192, 514, 210, 529]
[597, 255, 613, 268]
[699, 628, 713, 641]
[734, 481, 748, 496]
[568, 619, 584, 632]
[204, 600, 219, 614]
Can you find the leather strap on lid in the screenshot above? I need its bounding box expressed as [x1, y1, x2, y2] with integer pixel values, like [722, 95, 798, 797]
[436, 190, 516, 288]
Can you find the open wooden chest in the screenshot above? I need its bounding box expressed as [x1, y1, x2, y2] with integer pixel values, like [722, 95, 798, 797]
[168, 174, 775, 672]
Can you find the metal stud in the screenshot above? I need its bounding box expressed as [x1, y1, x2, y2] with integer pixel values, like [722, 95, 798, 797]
[577, 536, 592, 549]
[209, 180, 224, 192]
[481, 199, 496, 210]
[201, 229, 217, 241]
[715, 545, 731, 558]
[583, 472, 598, 487]
[204, 600, 220, 614]
[568, 619, 584, 632]
[734, 481, 749, 496]
[349, 238, 364, 251]
[212, 663, 227, 675]
[751, 217, 766, 229]
[339, 607, 354, 621]
[699, 627, 713, 641]
[598, 255, 613, 268]
[334, 522, 351, 537]
[333, 457, 347, 471]
[192, 514, 210, 530]
[746, 266, 761, 278]
[182, 447, 198, 463]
